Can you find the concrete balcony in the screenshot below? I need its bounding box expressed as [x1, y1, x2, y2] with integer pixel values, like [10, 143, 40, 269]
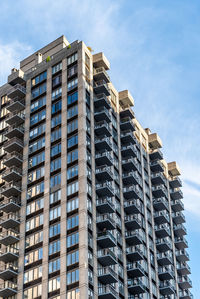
[94, 108, 111, 123]
[7, 84, 26, 99]
[178, 276, 192, 289]
[4, 126, 24, 140]
[175, 237, 188, 250]
[0, 264, 18, 280]
[148, 133, 162, 150]
[154, 211, 170, 225]
[123, 186, 142, 200]
[98, 285, 118, 299]
[121, 144, 137, 158]
[97, 248, 117, 266]
[179, 290, 193, 299]
[120, 107, 134, 120]
[98, 266, 118, 284]
[96, 214, 115, 230]
[125, 230, 143, 246]
[0, 247, 19, 263]
[125, 215, 142, 230]
[94, 121, 111, 137]
[119, 90, 134, 108]
[122, 171, 141, 186]
[0, 229, 19, 246]
[151, 172, 166, 185]
[6, 112, 25, 126]
[0, 182, 21, 198]
[8, 68, 25, 86]
[127, 278, 146, 295]
[177, 263, 191, 276]
[176, 250, 189, 263]
[171, 199, 184, 212]
[96, 182, 114, 197]
[0, 281, 17, 297]
[150, 160, 164, 173]
[96, 166, 113, 181]
[152, 185, 168, 198]
[122, 157, 139, 172]
[0, 213, 20, 229]
[6, 98, 25, 113]
[126, 246, 144, 262]
[3, 151, 23, 168]
[96, 197, 115, 214]
[0, 197, 21, 213]
[170, 188, 183, 200]
[159, 281, 175, 296]
[121, 131, 137, 145]
[93, 80, 110, 96]
[174, 224, 187, 237]
[172, 211, 186, 225]
[95, 152, 113, 167]
[149, 149, 163, 161]
[94, 67, 110, 83]
[124, 200, 142, 214]
[157, 252, 173, 266]
[95, 137, 112, 151]
[2, 166, 22, 183]
[127, 262, 145, 278]
[169, 176, 182, 188]
[155, 225, 171, 238]
[120, 117, 135, 132]
[156, 239, 172, 252]
[4, 137, 23, 153]
[153, 197, 169, 212]
[97, 231, 116, 248]
[158, 266, 174, 280]
[94, 93, 111, 109]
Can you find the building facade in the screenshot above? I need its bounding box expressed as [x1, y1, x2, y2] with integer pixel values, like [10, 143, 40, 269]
[0, 36, 192, 299]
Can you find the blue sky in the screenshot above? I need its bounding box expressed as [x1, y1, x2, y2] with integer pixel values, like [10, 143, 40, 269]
[0, 0, 199, 296]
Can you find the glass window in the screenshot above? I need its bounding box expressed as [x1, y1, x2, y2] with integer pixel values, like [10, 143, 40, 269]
[51, 157, 61, 172]
[52, 74, 62, 88]
[67, 149, 78, 164]
[49, 240, 60, 255]
[51, 127, 61, 142]
[67, 53, 78, 65]
[30, 110, 46, 126]
[26, 197, 44, 215]
[67, 78, 78, 91]
[29, 137, 45, 154]
[67, 232, 79, 248]
[48, 277, 60, 292]
[67, 269, 79, 285]
[67, 91, 78, 105]
[30, 123, 46, 139]
[31, 96, 46, 113]
[67, 105, 78, 119]
[52, 87, 62, 100]
[27, 182, 44, 199]
[29, 151, 45, 168]
[50, 206, 61, 221]
[24, 284, 42, 299]
[25, 247, 43, 265]
[32, 82, 46, 98]
[67, 164, 78, 179]
[67, 119, 78, 134]
[49, 223, 60, 238]
[67, 250, 79, 266]
[25, 231, 43, 248]
[50, 189, 61, 204]
[32, 71, 47, 87]
[67, 134, 78, 148]
[52, 62, 62, 74]
[28, 166, 45, 183]
[52, 100, 62, 114]
[26, 214, 43, 231]
[49, 258, 60, 273]
[67, 198, 79, 212]
[51, 143, 61, 157]
[67, 215, 79, 229]
[67, 181, 79, 196]
[50, 173, 61, 188]
[68, 65, 78, 78]
[51, 114, 61, 128]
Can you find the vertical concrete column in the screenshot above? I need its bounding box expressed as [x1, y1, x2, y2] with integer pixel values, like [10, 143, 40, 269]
[41, 67, 52, 298]
[77, 43, 89, 298]
[60, 57, 68, 299]
[17, 79, 31, 299]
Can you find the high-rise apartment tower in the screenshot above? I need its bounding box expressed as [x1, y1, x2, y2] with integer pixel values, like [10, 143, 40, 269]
[0, 36, 192, 299]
